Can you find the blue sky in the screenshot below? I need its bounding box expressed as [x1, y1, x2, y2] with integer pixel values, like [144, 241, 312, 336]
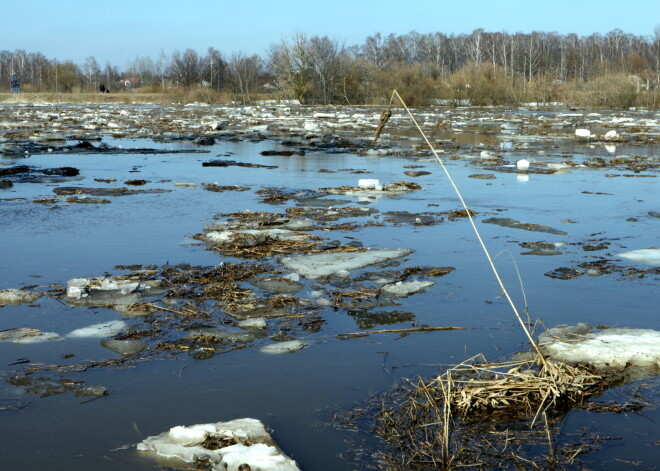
[5, 0, 659, 68]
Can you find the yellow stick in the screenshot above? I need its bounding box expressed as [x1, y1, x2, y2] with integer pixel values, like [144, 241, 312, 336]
[389, 90, 549, 368]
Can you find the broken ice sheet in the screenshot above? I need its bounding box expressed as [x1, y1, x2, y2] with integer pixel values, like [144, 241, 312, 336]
[618, 248, 660, 266]
[281, 249, 412, 280]
[67, 320, 127, 338]
[137, 418, 300, 470]
[0, 328, 63, 344]
[0, 289, 42, 305]
[539, 324, 660, 373]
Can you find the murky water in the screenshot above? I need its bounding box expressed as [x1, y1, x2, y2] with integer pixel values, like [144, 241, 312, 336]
[0, 104, 658, 470]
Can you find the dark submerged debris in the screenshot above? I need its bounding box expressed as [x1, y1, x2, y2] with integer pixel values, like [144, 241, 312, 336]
[545, 267, 584, 279]
[260, 149, 305, 156]
[6, 374, 109, 399]
[202, 159, 278, 169]
[53, 186, 171, 196]
[483, 217, 568, 235]
[520, 241, 562, 256]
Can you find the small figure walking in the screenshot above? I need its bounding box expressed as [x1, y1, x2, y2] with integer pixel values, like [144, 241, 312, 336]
[10, 75, 20, 96]
[99, 83, 106, 93]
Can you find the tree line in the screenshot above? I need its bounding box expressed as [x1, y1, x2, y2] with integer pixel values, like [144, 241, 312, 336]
[2, 27, 660, 108]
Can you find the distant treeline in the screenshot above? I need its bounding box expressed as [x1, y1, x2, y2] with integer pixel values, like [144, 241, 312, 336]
[2, 28, 660, 108]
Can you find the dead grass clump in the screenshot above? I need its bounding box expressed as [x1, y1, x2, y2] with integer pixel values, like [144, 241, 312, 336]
[433, 355, 607, 421]
[209, 239, 321, 258]
[447, 209, 478, 219]
[202, 183, 250, 192]
[371, 354, 622, 470]
[331, 287, 381, 308]
[159, 263, 270, 299]
[256, 189, 302, 204]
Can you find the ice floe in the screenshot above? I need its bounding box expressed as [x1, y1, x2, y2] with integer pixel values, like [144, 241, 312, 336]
[618, 248, 660, 266]
[281, 249, 412, 279]
[260, 340, 306, 354]
[539, 324, 660, 372]
[137, 418, 300, 471]
[0, 289, 42, 306]
[67, 320, 127, 338]
[0, 328, 63, 344]
[380, 280, 435, 298]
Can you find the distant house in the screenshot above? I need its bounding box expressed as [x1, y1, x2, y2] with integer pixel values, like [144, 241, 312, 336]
[120, 77, 141, 90]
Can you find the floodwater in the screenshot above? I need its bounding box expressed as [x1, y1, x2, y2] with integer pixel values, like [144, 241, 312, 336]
[0, 103, 658, 470]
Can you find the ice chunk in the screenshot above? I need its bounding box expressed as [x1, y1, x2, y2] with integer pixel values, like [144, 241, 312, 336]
[604, 130, 618, 139]
[211, 119, 230, 130]
[539, 324, 660, 371]
[101, 339, 148, 356]
[205, 229, 311, 248]
[66, 276, 161, 299]
[303, 120, 318, 131]
[358, 178, 382, 190]
[260, 340, 306, 354]
[0, 289, 42, 305]
[618, 248, 660, 266]
[137, 418, 300, 470]
[238, 318, 267, 330]
[221, 443, 299, 471]
[516, 159, 530, 172]
[168, 425, 211, 446]
[249, 276, 305, 293]
[282, 249, 412, 279]
[67, 320, 127, 338]
[380, 280, 435, 298]
[575, 128, 591, 137]
[0, 328, 63, 344]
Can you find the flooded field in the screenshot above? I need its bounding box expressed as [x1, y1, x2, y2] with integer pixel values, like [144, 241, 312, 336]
[1, 102, 658, 470]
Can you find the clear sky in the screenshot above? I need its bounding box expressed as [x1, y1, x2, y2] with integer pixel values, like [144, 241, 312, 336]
[4, 0, 659, 68]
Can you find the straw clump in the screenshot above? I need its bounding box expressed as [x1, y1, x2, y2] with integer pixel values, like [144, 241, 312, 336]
[372, 354, 621, 470]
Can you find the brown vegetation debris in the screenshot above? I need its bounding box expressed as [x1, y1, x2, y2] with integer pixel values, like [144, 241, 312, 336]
[159, 263, 270, 299]
[364, 354, 625, 470]
[447, 209, 478, 219]
[209, 239, 321, 258]
[202, 183, 250, 192]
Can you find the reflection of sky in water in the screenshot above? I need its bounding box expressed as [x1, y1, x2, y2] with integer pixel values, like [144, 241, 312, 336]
[0, 119, 658, 471]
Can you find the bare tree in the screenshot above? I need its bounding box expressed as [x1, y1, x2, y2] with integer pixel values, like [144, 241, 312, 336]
[466, 29, 485, 64]
[227, 53, 262, 104]
[155, 50, 169, 90]
[269, 33, 311, 103]
[363, 33, 389, 69]
[309, 36, 343, 104]
[169, 49, 204, 88]
[204, 47, 226, 90]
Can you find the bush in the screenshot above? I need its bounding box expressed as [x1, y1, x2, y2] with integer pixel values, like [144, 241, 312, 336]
[445, 63, 516, 106]
[562, 74, 639, 109]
